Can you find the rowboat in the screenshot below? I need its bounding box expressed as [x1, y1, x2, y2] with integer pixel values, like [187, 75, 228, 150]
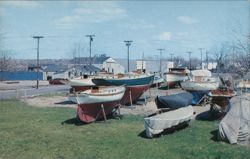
[69, 86, 125, 123]
[144, 106, 194, 138]
[92, 74, 154, 105]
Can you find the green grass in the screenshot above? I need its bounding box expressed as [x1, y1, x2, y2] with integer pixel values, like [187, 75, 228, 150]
[0, 100, 249, 159]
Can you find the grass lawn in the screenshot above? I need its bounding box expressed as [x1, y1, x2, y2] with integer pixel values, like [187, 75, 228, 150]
[0, 100, 249, 159]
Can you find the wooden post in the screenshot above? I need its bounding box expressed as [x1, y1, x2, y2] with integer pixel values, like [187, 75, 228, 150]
[143, 90, 147, 107]
[118, 104, 121, 116]
[101, 104, 107, 121]
[129, 90, 133, 108]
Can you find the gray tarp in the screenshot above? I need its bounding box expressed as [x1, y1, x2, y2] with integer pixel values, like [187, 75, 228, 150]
[219, 93, 250, 146]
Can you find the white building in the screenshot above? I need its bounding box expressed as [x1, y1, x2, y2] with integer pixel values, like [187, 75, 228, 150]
[136, 60, 174, 73]
[202, 62, 217, 70]
[102, 57, 125, 74]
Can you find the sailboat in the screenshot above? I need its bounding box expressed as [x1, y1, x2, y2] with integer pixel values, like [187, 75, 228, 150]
[69, 86, 125, 123]
[92, 74, 155, 105]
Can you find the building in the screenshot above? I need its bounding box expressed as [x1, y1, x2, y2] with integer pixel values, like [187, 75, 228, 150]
[102, 57, 125, 74]
[136, 60, 174, 73]
[202, 62, 217, 70]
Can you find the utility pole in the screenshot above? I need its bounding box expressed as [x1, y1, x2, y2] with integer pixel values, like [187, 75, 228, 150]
[187, 51, 192, 70]
[206, 51, 208, 69]
[86, 35, 95, 73]
[198, 48, 203, 69]
[157, 48, 165, 77]
[33, 36, 43, 89]
[141, 52, 144, 72]
[170, 53, 173, 61]
[124, 40, 133, 72]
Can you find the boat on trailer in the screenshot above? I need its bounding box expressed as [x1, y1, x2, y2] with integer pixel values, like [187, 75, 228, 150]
[69, 86, 125, 123]
[144, 106, 194, 138]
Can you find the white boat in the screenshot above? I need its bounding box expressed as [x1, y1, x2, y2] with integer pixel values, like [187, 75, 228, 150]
[68, 86, 125, 104]
[181, 77, 220, 91]
[165, 68, 189, 87]
[180, 69, 220, 91]
[144, 106, 194, 138]
[62, 76, 95, 92]
[152, 76, 164, 87]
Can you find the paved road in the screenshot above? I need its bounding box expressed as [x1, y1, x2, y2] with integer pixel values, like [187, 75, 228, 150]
[0, 85, 71, 100]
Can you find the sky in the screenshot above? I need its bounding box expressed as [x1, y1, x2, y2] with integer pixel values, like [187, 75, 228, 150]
[0, 0, 249, 60]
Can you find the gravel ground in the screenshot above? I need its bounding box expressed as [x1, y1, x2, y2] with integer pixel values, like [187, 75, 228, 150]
[22, 87, 210, 117]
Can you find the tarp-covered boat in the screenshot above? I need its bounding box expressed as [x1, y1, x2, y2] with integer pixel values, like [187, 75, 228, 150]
[155, 92, 193, 109]
[69, 86, 125, 123]
[218, 94, 250, 146]
[144, 106, 194, 138]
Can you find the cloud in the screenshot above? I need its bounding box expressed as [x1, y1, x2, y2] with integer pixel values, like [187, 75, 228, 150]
[156, 32, 172, 41]
[121, 19, 155, 30]
[0, 1, 40, 8]
[177, 16, 198, 24]
[54, 1, 127, 28]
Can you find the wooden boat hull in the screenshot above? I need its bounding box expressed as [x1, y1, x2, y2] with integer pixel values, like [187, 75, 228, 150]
[121, 84, 150, 105]
[77, 100, 120, 123]
[69, 86, 125, 104]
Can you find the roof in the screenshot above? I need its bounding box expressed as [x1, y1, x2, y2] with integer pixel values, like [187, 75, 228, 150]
[73, 65, 101, 72]
[42, 64, 67, 72]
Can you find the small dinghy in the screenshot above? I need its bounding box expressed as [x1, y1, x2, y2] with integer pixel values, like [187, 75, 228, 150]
[155, 92, 193, 109]
[144, 106, 194, 138]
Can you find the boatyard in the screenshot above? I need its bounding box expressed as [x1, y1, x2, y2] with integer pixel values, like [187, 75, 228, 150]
[1, 1, 250, 159]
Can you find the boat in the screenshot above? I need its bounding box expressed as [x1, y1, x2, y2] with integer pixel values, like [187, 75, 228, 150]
[92, 74, 155, 86]
[144, 106, 194, 138]
[151, 76, 164, 87]
[69, 86, 125, 123]
[218, 94, 250, 146]
[180, 77, 220, 91]
[62, 75, 95, 92]
[92, 74, 155, 105]
[180, 69, 220, 91]
[155, 92, 193, 109]
[208, 87, 237, 118]
[164, 68, 189, 87]
[180, 69, 220, 104]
